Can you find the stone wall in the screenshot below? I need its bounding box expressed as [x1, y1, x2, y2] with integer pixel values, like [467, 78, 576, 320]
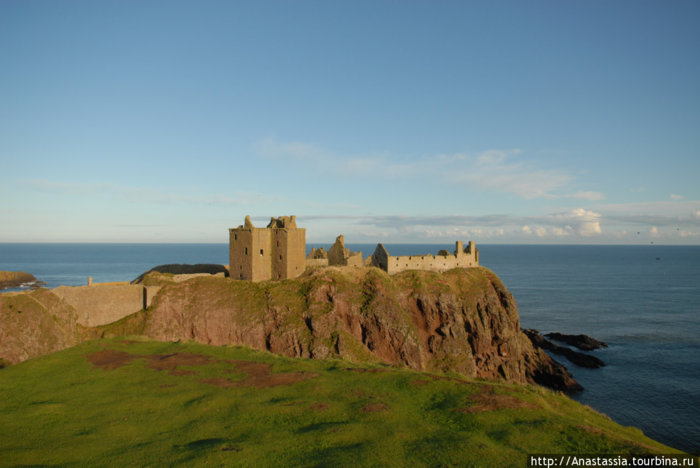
[53, 283, 161, 327]
[305, 258, 329, 268]
[327, 235, 364, 267]
[370, 241, 479, 274]
[346, 252, 364, 267]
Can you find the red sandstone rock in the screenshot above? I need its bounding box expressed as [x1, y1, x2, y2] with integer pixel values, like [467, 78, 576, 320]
[0, 266, 580, 392]
[134, 267, 580, 391]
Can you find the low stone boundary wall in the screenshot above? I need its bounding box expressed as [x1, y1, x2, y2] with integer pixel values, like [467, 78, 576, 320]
[53, 284, 161, 327]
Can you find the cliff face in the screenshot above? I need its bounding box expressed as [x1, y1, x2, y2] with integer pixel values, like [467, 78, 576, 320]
[107, 267, 578, 390]
[0, 266, 577, 390]
[0, 289, 84, 365]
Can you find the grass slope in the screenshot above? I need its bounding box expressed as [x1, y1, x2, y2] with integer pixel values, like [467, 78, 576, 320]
[0, 338, 679, 467]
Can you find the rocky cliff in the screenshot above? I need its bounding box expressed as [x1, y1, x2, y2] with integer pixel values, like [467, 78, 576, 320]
[0, 271, 44, 290]
[0, 289, 85, 364]
[0, 266, 578, 390]
[103, 266, 579, 390]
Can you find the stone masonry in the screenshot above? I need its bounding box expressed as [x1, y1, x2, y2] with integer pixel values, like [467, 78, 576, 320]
[229, 215, 306, 281]
[327, 235, 364, 267]
[230, 216, 478, 280]
[370, 240, 479, 274]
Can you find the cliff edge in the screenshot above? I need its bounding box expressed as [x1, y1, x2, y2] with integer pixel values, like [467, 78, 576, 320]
[102, 266, 579, 390]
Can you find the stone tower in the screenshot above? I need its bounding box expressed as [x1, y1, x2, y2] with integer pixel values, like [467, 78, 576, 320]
[229, 215, 306, 281]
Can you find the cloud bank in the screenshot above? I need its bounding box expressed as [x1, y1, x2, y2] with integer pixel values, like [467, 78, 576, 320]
[300, 202, 700, 243]
[255, 139, 604, 201]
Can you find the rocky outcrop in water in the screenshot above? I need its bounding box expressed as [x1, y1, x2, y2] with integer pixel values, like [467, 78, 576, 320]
[0, 271, 44, 290]
[545, 332, 608, 351]
[524, 329, 605, 369]
[131, 264, 229, 284]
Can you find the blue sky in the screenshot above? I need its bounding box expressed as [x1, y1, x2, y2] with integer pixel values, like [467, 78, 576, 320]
[1, 0, 699, 244]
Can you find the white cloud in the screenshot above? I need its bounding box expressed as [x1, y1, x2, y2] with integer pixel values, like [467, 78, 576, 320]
[551, 226, 573, 237]
[548, 208, 603, 237]
[299, 210, 700, 243]
[254, 138, 395, 178]
[670, 193, 685, 200]
[447, 149, 572, 199]
[255, 140, 599, 200]
[476, 149, 511, 165]
[570, 191, 605, 201]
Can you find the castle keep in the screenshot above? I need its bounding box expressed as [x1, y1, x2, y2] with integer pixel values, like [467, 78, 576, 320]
[229, 215, 306, 281]
[229, 215, 478, 281]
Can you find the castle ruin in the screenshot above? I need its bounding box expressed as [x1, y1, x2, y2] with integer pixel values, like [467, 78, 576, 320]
[229, 215, 306, 281]
[369, 241, 479, 274]
[327, 235, 364, 267]
[229, 215, 478, 281]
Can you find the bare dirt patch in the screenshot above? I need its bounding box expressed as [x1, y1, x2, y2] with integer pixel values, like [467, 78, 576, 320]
[361, 403, 389, 413]
[145, 353, 215, 373]
[86, 350, 318, 389]
[86, 350, 139, 370]
[203, 361, 319, 389]
[455, 387, 538, 414]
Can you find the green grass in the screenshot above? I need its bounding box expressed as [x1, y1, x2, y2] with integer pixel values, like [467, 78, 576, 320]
[0, 338, 681, 467]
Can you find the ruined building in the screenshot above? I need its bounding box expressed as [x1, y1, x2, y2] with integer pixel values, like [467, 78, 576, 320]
[305, 235, 364, 268]
[327, 235, 364, 267]
[230, 215, 479, 281]
[229, 215, 306, 281]
[305, 247, 329, 268]
[370, 241, 479, 274]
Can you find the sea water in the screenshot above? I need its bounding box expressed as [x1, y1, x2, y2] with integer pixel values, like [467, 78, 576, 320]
[0, 242, 698, 454]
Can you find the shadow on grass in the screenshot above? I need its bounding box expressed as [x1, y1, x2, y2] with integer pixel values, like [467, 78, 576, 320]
[296, 421, 348, 434]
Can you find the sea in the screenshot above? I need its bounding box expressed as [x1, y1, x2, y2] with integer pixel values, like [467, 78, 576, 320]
[1, 242, 698, 454]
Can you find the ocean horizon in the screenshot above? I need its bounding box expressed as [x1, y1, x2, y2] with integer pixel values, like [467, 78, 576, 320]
[1, 242, 698, 454]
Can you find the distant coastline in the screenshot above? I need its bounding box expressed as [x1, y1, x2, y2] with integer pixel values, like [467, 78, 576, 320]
[0, 270, 44, 290]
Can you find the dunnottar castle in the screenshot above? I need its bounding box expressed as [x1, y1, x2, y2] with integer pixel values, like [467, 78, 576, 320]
[229, 215, 479, 282]
[32, 214, 477, 329]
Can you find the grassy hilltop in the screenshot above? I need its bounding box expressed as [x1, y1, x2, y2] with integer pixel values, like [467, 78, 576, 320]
[0, 337, 679, 467]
